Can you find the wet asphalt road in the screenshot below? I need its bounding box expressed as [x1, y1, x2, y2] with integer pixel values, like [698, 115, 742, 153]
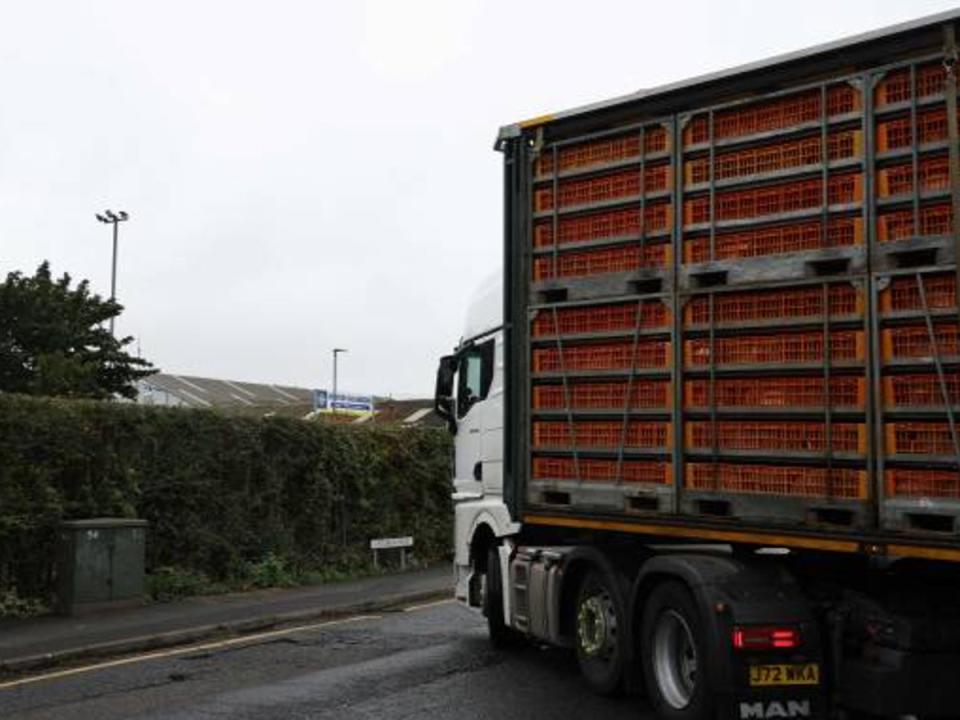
[1, 601, 654, 720]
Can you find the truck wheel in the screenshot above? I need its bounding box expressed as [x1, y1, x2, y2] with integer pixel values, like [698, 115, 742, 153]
[575, 569, 626, 695]
[484, 544, 519, 648]
[641, 581, 714, 720]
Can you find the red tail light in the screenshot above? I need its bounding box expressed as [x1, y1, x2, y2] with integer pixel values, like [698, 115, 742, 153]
[732, 625, 801, 651]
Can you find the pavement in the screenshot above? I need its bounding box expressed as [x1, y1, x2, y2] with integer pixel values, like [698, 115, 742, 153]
[0, 565, 452, 675]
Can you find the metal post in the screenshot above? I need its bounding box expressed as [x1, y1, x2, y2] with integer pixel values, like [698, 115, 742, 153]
[95, 210, 129, 337]
[110, 221, 119, 336]
[332, 347, 347, 414]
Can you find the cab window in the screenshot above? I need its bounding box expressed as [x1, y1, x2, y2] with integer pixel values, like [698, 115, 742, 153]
[457, 339, 494, 418]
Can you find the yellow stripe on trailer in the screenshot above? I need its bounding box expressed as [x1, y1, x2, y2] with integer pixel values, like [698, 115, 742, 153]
[518, 113, 555, 129]
[525, 514, 960, 562]
[886, 544, 960, 563]
[523, 514, 861, 554]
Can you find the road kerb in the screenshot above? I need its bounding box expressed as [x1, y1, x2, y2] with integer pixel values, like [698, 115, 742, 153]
[0, 587, 453, 677]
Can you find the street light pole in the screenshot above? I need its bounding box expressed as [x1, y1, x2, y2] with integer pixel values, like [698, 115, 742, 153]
[332, 348, 347, 414]
[95, 210, 130, 336]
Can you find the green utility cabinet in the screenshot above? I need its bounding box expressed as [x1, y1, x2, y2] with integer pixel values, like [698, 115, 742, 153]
[56, 518, 147, 616]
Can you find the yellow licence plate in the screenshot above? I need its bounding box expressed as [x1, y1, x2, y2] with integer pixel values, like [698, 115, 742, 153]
[749, 663, 820, 687]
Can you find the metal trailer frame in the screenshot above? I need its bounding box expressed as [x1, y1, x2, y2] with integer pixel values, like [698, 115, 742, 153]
[501, 10, 960, 562]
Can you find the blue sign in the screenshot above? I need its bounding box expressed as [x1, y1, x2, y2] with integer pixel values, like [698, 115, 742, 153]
[312, 389, 328, 410]
[312, 390, 374, 414]
[331, 393, 375, 413]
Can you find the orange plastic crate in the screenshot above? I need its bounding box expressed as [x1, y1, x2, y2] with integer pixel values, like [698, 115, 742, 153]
[684, 284, 862, 326]
[876, 203, 951, 242]
[533, 203, 672, 247]
[885, 422, 958, 456]
[533, 420, 672, 450]
[684, 130, 861, 186]
[880, 273, 956, 312]
[532, 301, 669, 337]
[876, 156, 950, 198]
[881, 324, 960, 361]
[686, 421, 866, 454]
[876, 108, 957, 152]
[885, 468, 960, 498]
[875, 64, 946, 107]
[684, 116, 710, 147]
[684, 173, 862, 226]
[533, 340, 670, 373]
[536, 127, 669, 176]
[682, 86, 860, 147]
[532, 456, 671, 484]
[684, 217, 863, 263]
[684, 196, 711, 226]
[686, 462, 867, 499]
[533, 380, 672, 410]
[684, 330, 865, 367]
[684, 376, 866, 409]
[883, 374, 960, 407]
[537, 135, 640, 177]
[535, 165, 672, 212]
[533, 242, 671, 281]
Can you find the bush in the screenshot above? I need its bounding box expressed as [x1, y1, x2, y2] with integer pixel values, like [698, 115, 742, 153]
[147, 566, 225, 602]
[245, 553, 297, 589]
[0, 393, 452, 611]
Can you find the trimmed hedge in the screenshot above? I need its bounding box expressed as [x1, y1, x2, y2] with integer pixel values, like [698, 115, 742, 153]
[0, 393, 452, 605]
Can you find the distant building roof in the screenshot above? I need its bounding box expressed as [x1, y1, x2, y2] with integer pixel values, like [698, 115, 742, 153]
[367, 398, 445, 428]
[136, 373, 314, 417]
[136, 373, 444, 426]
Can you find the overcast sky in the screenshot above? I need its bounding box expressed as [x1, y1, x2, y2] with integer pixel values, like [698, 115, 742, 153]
[2, 1, 957, 397]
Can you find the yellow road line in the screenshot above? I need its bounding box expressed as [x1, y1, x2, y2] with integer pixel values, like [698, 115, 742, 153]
[402, 599, 455, 613]
[0, 614, 380, 691]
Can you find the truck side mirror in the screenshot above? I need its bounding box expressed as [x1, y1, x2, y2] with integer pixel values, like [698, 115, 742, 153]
[434, 355, 458, 434]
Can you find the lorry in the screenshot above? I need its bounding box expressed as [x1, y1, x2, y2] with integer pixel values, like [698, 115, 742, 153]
[434, 9, 960, 720]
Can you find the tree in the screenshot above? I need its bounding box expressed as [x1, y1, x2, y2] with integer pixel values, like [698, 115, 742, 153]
[0, 262, 155, 399]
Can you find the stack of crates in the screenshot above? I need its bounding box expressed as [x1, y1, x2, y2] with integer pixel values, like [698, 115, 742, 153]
[677, 79, 871, 528]
[532, 122, 674, 291]
[872, 58, 960, 534]
[873, 60, 954, 261]
[529, 119, 676, 511]
[529, 297, 675, 511]
[679, 282, 870, 525]
[877, 270, 960, 530]
[523, 49, 960, 536]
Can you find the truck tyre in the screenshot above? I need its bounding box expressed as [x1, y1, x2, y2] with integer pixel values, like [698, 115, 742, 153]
[575, 569, 626, 695]
[641, 581, 714, 720]
[484, 545, 520, 648]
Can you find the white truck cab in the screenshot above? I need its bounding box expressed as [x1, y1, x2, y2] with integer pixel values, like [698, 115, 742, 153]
[434, 273, 518, 615]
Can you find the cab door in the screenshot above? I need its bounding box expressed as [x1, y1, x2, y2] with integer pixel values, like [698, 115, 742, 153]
[453, 338, 495, 496]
